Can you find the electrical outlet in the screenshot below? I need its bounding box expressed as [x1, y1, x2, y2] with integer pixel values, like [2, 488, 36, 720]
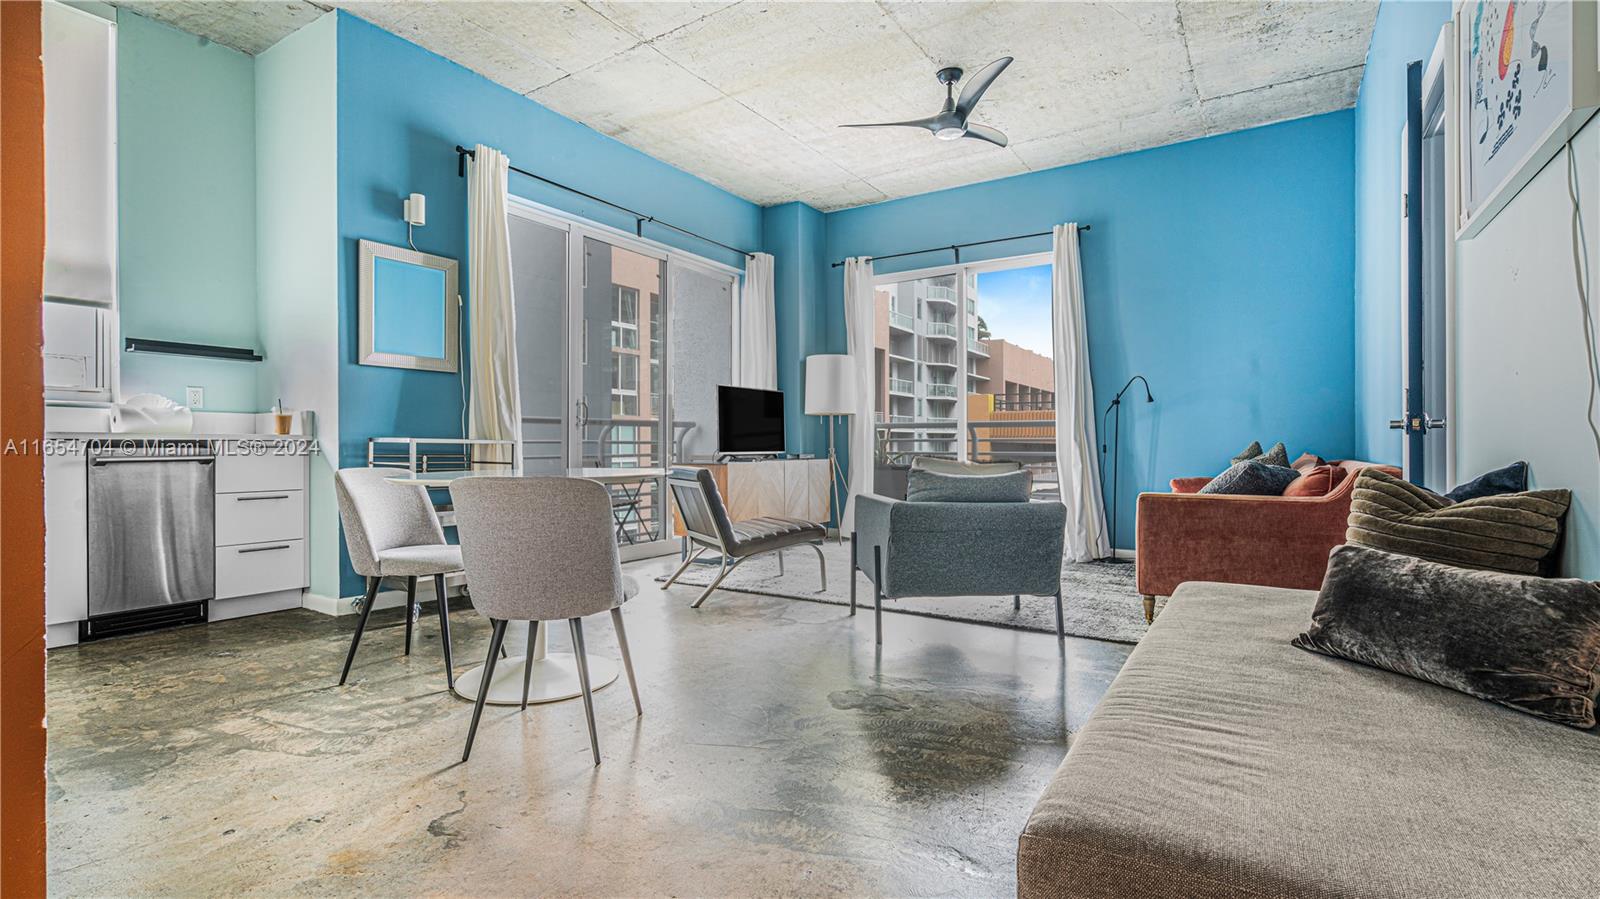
[185, 386, 204, 409]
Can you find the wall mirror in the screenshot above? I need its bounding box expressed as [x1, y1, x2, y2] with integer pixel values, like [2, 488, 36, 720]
[358, 239, 459, 372]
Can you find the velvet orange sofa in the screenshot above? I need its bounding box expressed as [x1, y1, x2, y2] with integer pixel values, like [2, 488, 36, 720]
[1133, 460, 1398, 622]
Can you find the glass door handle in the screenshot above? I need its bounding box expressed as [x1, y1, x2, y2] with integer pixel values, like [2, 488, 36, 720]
[1389, 417, 1445, 432]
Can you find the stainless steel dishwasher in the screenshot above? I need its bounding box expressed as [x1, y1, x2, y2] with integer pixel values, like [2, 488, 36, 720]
[86, 442, 215, 638]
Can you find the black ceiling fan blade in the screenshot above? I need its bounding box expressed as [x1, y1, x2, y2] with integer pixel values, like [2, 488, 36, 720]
[962, 122, 1008, 147]
[839, 116, 942, 133]
[955, 56, 1013, 119]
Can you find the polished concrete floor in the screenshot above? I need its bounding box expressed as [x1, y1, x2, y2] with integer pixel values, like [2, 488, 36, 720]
[46, 556, 1133, 897]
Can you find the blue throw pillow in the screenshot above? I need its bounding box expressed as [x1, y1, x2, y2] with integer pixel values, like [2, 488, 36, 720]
[1445, 461, 1528, 503]
[905, 468, 1031, 503]
[1197, 460, 1300, 496]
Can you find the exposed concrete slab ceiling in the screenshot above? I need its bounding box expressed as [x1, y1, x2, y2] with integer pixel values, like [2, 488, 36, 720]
[110, 1, 1378, 212]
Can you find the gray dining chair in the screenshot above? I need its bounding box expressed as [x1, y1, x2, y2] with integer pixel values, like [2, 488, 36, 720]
[335, 467, 462, 689]
[450, 476, 642, 765]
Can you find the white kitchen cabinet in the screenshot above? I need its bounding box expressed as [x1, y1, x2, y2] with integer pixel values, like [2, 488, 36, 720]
[215, 539, 306, 600]
[215, 489, 305, 547]
[216, 452, 307, 494]
[44, 451, 88, 644]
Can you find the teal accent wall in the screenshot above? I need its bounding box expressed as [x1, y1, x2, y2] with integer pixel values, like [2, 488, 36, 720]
[333, 11, 762, 596]
[116, 10, 260, 410]
[762, 202, 830, 460]
[823, 113, 1358, 550]
[1351, 0, 1452, 463]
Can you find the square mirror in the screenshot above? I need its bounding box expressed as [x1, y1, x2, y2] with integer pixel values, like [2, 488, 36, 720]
[358, 239, 459, 372]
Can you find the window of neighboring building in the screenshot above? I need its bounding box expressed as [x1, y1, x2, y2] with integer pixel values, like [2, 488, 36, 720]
[611, 285, 639, 348]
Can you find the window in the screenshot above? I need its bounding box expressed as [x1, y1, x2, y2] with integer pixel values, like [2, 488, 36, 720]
[611, 286, 639, 349]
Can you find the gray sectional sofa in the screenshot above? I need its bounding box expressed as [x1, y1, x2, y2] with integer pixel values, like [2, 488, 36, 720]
[1019, 581, 1600, 898]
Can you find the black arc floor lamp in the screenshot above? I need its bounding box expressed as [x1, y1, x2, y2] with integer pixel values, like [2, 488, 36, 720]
[1101, 375, 1154, 563]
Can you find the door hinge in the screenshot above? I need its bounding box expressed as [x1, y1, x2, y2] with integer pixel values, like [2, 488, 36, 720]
[1401, 193, 1410, 218]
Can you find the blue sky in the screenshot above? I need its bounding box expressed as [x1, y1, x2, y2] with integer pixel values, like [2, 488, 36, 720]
[975, 263, 1053, 357]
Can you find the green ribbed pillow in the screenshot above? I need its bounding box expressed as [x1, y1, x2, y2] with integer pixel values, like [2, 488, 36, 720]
[1345, 468, 1570, 576]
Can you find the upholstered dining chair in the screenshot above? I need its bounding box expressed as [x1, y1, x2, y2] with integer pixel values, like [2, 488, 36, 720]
[449, 476, 642, 765]
[334, 467, 462, 689]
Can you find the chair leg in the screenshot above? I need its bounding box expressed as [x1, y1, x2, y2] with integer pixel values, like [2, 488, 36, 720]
[462, 619, 507, 762]
[521, 621, 540, 710]
[849, 530, 857, 615]
[611, 607, 643, 716]
[1054, 592, 1065, 639]
[1143, 595, 1157, 624]
[873, 545, 884, 646]
[569, 618, 601, 766]
[810, 542, 827, 592]
[662, 545, 706, 589]
[434, 574, 454, 690]
[404, 576, 416, 656]
[1013, 594, 1021, 611]
[690, 555, 743, 609]
[338, 576, 381, 685]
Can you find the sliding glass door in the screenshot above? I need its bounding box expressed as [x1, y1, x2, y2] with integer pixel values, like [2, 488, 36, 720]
[507, 200, 739, 557]
[871, 254, 1056, 498]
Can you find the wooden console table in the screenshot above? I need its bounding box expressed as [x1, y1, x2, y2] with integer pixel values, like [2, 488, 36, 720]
[671, 459, 832, 536]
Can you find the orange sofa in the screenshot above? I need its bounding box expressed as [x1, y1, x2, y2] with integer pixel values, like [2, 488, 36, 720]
[1134, 460, 1399, 622]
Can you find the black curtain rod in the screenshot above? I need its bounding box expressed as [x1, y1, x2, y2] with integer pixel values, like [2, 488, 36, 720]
[455, 145, 755, 260]
[828, 225, 1091, 269]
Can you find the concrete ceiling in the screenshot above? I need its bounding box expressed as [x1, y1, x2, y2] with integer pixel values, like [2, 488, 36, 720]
[111, 1, 1379, 212]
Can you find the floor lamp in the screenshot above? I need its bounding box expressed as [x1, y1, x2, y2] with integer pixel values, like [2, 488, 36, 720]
[1100, 374, 1154, 563]
[805, 354, 854, 542]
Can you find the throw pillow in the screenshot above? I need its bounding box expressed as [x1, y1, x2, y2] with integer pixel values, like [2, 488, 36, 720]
[1446, 460, 1529, 503]
[1346, 468, 1570, 575]
[1196, 460, 1300, 496]
[1230, 441, 1264, 465]
[1290, 452, 1327, 473]
[1294, 544, 1600, 728]
[1230, 440, 1289, 468]
[905, 468, 1031, 503]
[1283, 463, 1349, 497]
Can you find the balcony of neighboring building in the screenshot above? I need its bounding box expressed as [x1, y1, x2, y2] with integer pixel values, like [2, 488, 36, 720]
[889, 309, 914, 332]
[923, 284, 957, 305]
[924, 321, 958, 340]
[968, 338, 990, 357]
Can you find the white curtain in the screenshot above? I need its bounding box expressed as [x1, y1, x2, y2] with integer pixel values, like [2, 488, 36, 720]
[466, 144, 521, 469]
[843, 257, 877, 522]
[1051, 224, 1112, 562]
[736, 252, 777, 389]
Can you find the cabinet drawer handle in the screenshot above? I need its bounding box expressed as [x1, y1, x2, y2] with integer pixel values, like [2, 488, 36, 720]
[238, 544, 292, 554]
[236, 494, 290, 501]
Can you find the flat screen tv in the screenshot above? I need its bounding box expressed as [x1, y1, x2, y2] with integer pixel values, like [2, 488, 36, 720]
[717, 386, 785, 455]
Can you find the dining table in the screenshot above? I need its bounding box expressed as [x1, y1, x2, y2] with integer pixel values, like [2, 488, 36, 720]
[385, 466, 667, 706]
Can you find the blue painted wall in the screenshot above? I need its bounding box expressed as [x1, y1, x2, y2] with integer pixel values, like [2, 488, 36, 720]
[823, 112, 1359, 550]
[117, 10, 260, 411]
[1352, 0, 1452, 464]
[762, 202, 830, 460]
[334, 12, 762, 594]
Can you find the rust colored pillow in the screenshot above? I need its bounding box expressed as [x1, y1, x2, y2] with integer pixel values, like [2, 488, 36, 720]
[1284, 464, 1348, 497]
[1291, 452, 1326, 473]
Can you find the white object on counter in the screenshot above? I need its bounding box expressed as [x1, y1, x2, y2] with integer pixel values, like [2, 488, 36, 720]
[110, 393, 194, 434]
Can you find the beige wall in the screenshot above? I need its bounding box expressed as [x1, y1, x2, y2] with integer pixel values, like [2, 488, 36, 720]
[977, 339, 1054, 397]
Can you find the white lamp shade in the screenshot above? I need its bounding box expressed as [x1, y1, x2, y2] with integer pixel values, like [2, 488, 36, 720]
[804, 354, 855, 416]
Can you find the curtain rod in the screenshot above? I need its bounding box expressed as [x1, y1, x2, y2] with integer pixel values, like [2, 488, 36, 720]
[455, 145, 756, 260]
[828, 225, 1091, 269]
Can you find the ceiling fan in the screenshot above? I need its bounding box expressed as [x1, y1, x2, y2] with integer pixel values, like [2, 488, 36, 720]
[839, 57, 1013, 147]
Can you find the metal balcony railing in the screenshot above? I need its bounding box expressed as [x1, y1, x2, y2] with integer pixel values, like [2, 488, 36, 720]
[888, 377, 915, 395]
[925, 285, 957, 303]
[968, 339, 989, 356]
[925, 383, 958, 398]
[924, 321, 958, 338]
[875, 417, 1061, 500]
[889, 311, 914, 331]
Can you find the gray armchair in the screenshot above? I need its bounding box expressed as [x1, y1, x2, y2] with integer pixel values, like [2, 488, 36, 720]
[851, 490, 1066, 644]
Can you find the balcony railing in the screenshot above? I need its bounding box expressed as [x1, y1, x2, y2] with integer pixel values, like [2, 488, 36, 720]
[888, 377, 914, 395]
[925, 383, 958, 398]
[876, 417, 1061, 500]
[925, 285, 957, 303]
[968, 339, 989, 356]
[924, 321, 958, 338]
[889, 311, 914, 331]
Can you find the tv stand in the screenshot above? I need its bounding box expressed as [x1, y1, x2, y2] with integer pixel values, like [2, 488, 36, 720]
[671, 458, 832, 536]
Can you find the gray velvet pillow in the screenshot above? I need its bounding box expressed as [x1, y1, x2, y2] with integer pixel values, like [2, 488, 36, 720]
[905, 468, 1030, 503]
[1294, 544, 1600, 728]
[1232, 440, 1289, 468]
[1197, 460, 1300, 496]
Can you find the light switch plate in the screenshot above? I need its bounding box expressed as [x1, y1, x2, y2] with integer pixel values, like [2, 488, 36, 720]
[185, 386, 204, 409]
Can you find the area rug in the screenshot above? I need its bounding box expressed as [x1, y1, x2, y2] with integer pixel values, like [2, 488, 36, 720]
[656, 540, 1164, 644]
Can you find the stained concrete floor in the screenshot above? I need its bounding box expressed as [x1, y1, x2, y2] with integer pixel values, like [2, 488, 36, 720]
[46, 555, 1133, 897]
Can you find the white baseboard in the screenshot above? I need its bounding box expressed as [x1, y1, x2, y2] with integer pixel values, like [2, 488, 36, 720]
[45, 621, 79, 649]
[212, 589, 303, 622]
[1112, 548, 1135, 561]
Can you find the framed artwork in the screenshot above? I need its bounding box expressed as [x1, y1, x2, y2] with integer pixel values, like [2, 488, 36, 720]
[1455, 0, 1600, 239]
[358, 239, 459, 372]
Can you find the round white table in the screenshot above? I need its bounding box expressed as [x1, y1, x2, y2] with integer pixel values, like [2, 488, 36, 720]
[384, 467, 664, 705]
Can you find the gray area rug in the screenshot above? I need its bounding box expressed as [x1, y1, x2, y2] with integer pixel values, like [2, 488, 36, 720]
[657, 540, 1164, 644]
